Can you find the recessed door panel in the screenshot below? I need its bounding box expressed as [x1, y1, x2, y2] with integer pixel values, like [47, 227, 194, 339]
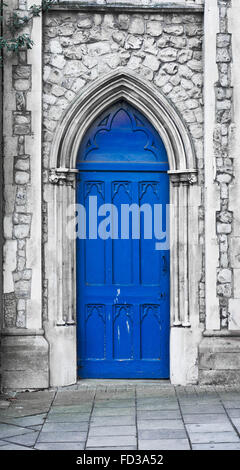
[76, 102, 170, 379]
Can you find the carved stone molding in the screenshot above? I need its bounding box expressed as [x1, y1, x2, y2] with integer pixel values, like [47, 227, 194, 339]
[46, 72, 198, 338]
[168, 169, 198, 185]
[50, 1, 204, 14]
[49, 168, 78, 185]
[50, 70, 197, 173]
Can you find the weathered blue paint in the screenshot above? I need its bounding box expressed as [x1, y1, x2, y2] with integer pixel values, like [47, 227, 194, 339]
[76, 102, 170, 378]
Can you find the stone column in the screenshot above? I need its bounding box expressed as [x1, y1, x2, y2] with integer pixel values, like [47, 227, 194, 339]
[204, 0, 221, 331]
[199, 0, 240, 385]
[169, 171, 202, 385]
[44, 169, 77, 387]
[1, 0, 49, 390]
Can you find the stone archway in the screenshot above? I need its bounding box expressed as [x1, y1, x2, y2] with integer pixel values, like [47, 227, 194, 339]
[44, 70, 200, 387]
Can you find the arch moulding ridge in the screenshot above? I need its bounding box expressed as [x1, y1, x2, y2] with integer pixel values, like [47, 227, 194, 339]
[44, 69, 200, 387]
[49, 69, 197, 178]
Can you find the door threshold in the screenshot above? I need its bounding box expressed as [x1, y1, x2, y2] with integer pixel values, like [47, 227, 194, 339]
[77, 379, 171, 385]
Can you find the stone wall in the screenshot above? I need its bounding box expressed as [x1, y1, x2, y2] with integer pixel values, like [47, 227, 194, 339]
[3, 3, 33, 329]
[0, 3, 3, 388]
[214, 0, 234, 329]
[1, 0, 48, 390]
[42, 9, 204, 328]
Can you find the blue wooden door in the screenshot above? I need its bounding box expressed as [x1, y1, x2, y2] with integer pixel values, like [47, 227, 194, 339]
[76, 102, 170, 378]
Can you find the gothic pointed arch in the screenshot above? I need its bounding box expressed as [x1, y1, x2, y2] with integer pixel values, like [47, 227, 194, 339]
[49, 69, 197, 174]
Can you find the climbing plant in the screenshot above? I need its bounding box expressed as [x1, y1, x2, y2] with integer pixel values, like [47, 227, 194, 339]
[0, 0, 54, 61]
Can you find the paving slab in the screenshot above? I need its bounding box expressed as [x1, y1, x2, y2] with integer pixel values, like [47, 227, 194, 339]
[3, 431, 39, 447]
[0, 423, 34, 439]
[0, 408, 49, 418]
[137, 419, 185, 430]
[180, 405, 224, 414]
[53, 392, 94, 406]
[37, 431, 87, 443]
[189, 431, 240, 444]
[137, 410, 181, 420]
[227, 409, 240, 418]
[50, 405, 92, 414]
[0, 440, 9, 446]
[35, 442, 85, 450]
[15, 391, 55, 402]
[46, 413, 90, 423]
[87, 435, 137, 447]
[91, 415, 135, 426]
[95, 392, 135, 401]
[192, 443, 240, 450]
[42, 422, 89, 432]
[186, 422, 234, 433]
[137, 403, 179, 411]
[231, 418, 240, 431]
[0, 414, 46, 427]
[86, 446, 137, 450]
[220, 401, 240, 409]
[139, 439, 190, 450]
[0, 443, 33, 450]
[92, 407, 135, 417]
[27, 425, 42, 431]
[0, 382, 239, 451]
[94, 400, 135, 409]
[183, 413, 230, 424]
[88, 425, 136, 437]
[138, 429, 187, 440]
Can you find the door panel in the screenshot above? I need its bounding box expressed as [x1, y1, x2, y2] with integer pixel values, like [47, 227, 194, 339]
[77, 102, 170, 379]
[77, 170, 170, 378]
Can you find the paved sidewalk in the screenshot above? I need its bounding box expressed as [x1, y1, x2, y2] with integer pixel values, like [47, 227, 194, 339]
[0, 381, 240, 450]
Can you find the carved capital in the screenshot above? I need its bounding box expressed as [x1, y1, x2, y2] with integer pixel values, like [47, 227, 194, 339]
[49, 168, 78, 185]
[168, 169, 197, 185]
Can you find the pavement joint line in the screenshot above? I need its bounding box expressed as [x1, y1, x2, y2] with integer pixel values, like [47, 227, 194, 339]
[0, 419, 43, 430]
[35, 389, 58, 446]
[174, 386, 192, 450]
[134, 386, 139, 451]
[85, 387, 97, 450]
[1, 433, 38, 449]
[215, 388, 240, 441]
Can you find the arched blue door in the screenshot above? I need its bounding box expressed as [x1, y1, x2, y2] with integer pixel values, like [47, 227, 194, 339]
[76, 101, 170, 378]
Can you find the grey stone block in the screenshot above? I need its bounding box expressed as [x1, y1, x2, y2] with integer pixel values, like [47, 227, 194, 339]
[138, 419, 185, 430]
[4, 431, 38, 447]
[192, 443, 240, 450]
[46, 413, 90, 423]
[1, 335, 49, 390]
[139, 439, 190, 450]
[138, 429, 187, 440]
[183, 414, 229, 424]
[0, 414, 46, 427]
[180, 404, 224, 414]
[137, 410, 181, 420]
[88, 425, 136, 437]
[189, 431, 239, 444]
[92, 407, 135, 417]
[50, 405, 92, 414]
[0, 443, 32, 450]
[0, 424, 33, 439]
[86, 447, 137, 450]
[186, 422, 234, 433]
[94, 400, 135, 409]
[38, 431, 87, 443]
[137, 402, 179, 411]
[42, 422, 88, 432]
[87, 435, 137, 448]
[35, 442, 85, 450]
[91, 415, 135, 426]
